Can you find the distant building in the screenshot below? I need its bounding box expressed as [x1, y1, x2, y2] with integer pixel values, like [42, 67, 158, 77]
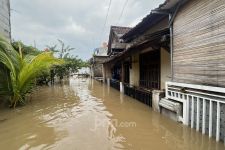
[0, 0, 11, 40]
[90, 43, 108, 79]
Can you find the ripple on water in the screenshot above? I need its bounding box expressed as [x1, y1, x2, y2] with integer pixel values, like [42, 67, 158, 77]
[0, 78, 224, 150]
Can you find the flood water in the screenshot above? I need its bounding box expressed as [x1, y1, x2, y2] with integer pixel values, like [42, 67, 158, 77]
[0, 78, 224, 150]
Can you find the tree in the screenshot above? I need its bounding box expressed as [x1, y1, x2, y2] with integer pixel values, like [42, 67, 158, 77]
[47, 40, 88, 81]
[0, 36, 63, 107]
[58, 39, 75, 59]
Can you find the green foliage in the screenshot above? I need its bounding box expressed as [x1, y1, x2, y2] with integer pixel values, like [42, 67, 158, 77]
[54, 57, 88, 79]
[57, 39, 75, 59]
[0, 36, 63, 107]
[12, 41, 41, 56]
[47, 40, 88, 80]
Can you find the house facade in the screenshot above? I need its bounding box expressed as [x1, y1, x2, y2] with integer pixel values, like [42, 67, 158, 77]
[0, 0, 11, 40]
[153, 0, 225, 142]
[101, 0, 225, 143]
[103, 13, 171, 106]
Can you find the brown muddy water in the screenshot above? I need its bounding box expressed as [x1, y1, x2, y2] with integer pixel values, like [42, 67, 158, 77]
[0, 78, 224, 150]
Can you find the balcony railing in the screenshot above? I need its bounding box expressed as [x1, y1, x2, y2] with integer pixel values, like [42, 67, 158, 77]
[165, 81, 225, 142]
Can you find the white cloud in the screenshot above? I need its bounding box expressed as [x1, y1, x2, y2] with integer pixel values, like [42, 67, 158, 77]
[11, 0, 165, 59]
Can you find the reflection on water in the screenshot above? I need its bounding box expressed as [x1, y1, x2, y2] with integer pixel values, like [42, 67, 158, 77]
[0, 78, 224, 150]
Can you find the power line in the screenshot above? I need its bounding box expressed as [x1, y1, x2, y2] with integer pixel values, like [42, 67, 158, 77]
[99, 0, 112, 45]
[117, 0, 129, 25]
[103, 0, 112, 29]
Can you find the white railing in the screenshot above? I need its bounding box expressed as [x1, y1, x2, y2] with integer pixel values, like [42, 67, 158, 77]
[165, 81, 225, 142]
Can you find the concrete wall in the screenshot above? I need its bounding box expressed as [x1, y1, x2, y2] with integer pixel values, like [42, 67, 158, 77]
[129, 53, 139, 87]
[0, 0, 10, 40]
[103, 63, 112, 81]
[90, 56, 108, 78]
[92, 64, 103, 77]
[160, 48, 171, 90]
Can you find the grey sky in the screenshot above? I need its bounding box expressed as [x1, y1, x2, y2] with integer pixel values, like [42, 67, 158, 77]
[11, 0, 164, 60]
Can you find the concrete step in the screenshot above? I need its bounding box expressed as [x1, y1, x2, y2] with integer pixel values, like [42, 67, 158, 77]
[159, 98, 182, 113]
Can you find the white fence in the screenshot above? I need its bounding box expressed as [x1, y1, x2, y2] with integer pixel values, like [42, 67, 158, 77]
[165, 82, 225, 142]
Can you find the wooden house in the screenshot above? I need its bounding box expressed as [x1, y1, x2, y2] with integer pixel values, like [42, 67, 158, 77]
[103, 0, 225, 143]
[155, 0, 225, 143]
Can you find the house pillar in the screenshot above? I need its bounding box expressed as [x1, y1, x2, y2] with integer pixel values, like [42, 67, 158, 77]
[152, 90, 164, 112]
[120, 82, 124, 93]
[103, 63, 112, 83]
[102, 64, 106, 83]
[130, 54, 140, 87]
[160, 48, 171, 90]
[107, 78, 110, 86]
[120, 62, 125, 93]
[121, 62, 125, 83]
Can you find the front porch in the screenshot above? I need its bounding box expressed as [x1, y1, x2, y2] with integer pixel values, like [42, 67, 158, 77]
[102, 34, 171, 108]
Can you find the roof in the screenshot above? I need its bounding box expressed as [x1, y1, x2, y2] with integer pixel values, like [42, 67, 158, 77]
[156, 0, 181, 10]
[121, 14, 168, 42]
[105, 0, 184, 62]
[104, 28, 170, 64]
[110, 26, 131, 38]
[121, 0, 181, 42]
[107, 26, 131, 55]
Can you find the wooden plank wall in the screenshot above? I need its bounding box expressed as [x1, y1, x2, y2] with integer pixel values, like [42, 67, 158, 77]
[173, 0, 225, 87]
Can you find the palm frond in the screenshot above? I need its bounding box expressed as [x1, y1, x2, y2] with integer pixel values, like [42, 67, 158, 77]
[0, 35, 64, 107]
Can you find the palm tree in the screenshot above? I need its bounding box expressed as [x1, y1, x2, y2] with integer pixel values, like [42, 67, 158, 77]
[0, 35, 63, 108]
[58, 39, 75, 59]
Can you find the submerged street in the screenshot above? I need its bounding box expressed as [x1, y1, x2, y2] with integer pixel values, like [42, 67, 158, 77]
[0, 78, 224, 150]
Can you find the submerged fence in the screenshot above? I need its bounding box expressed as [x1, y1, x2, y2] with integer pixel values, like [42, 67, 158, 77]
[110, 79, 120, 91]
[165, 82, 225, 142]
[124, 84, 152, 107]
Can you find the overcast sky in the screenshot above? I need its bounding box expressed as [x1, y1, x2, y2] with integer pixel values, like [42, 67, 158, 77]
[11, 0, 164, 60]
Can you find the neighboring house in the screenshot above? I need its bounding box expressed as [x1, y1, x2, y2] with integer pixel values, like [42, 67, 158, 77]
[90, 43, 108, 79]
[107, 26, 131, 57]
[0, 0, 11, 40]
[102, 26, 131, 83]
[103, 11, 170, 105]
